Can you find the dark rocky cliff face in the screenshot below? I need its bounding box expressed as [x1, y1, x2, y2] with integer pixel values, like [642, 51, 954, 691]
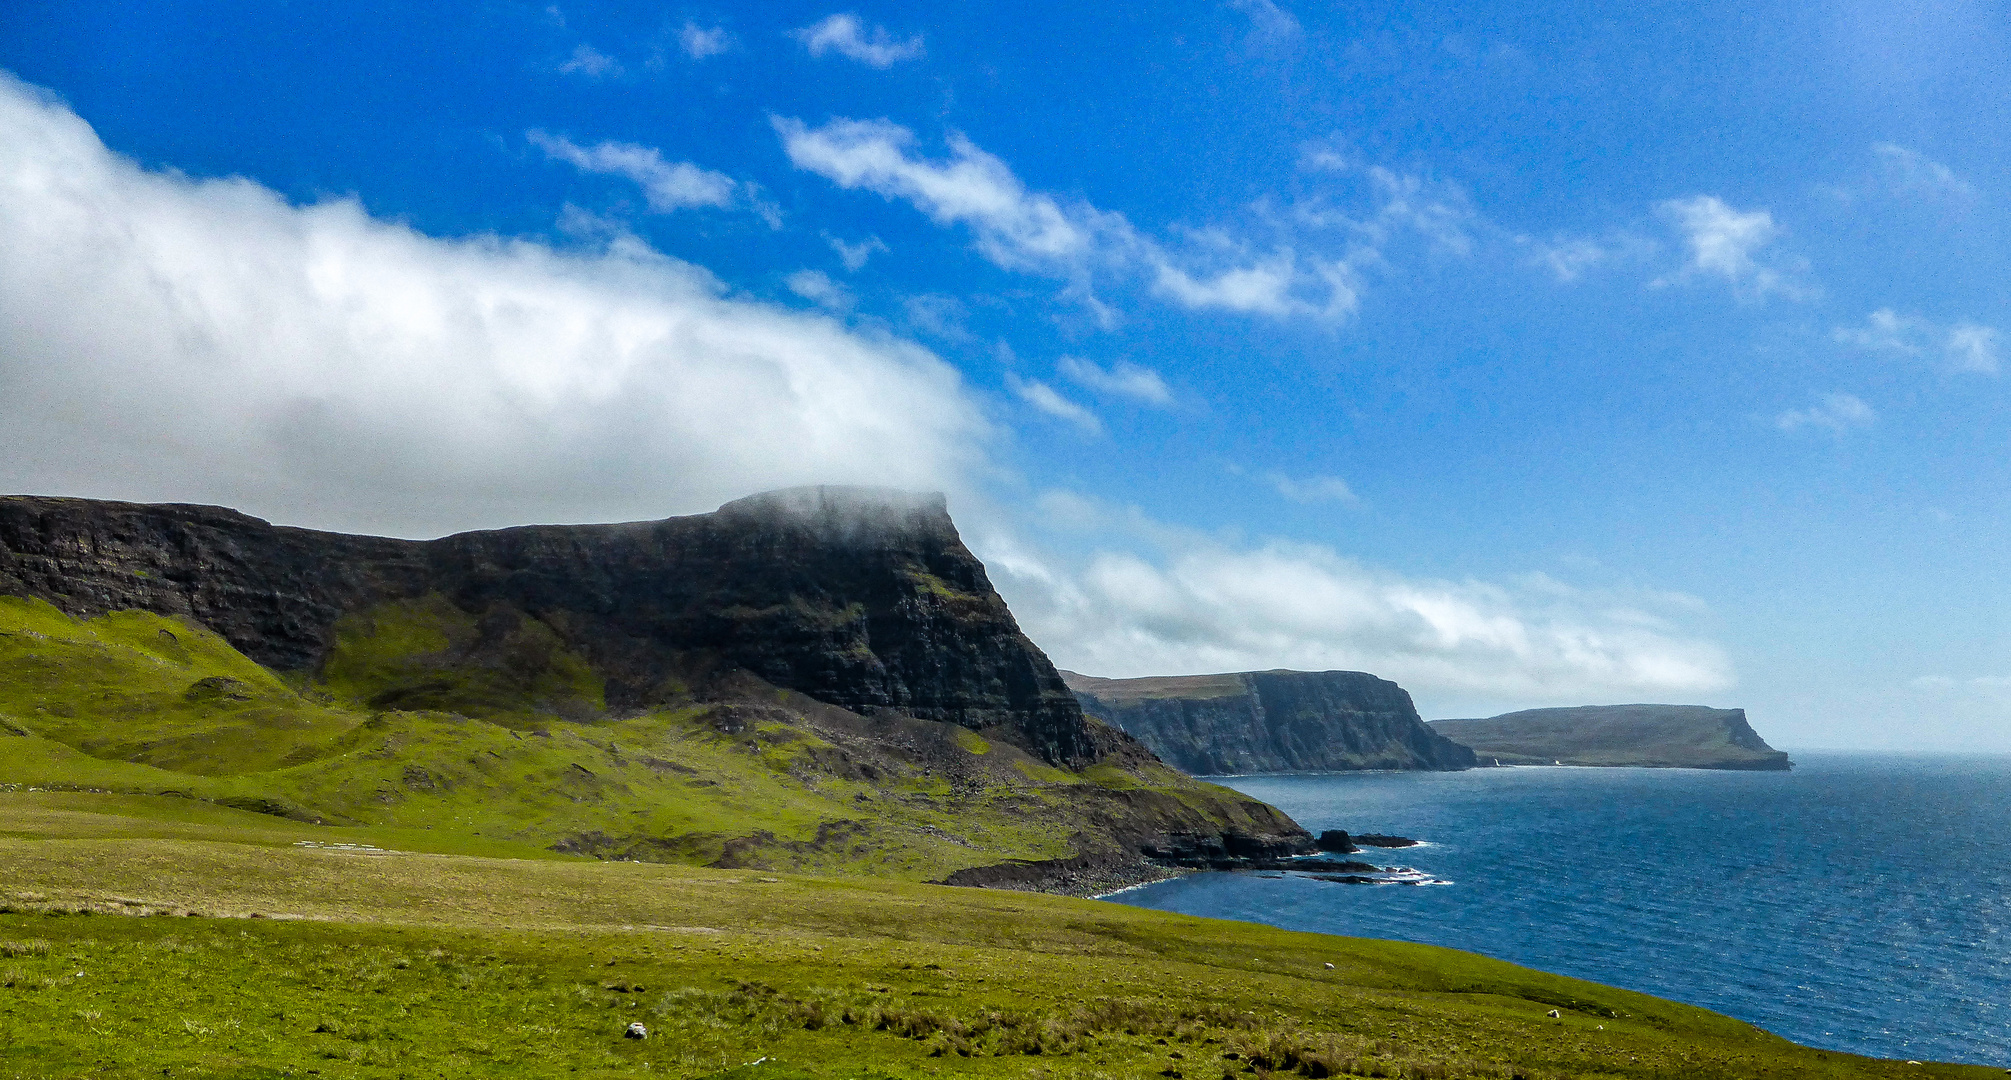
[0, 487, 1098, 765]
[1061, 669, 1476, 774]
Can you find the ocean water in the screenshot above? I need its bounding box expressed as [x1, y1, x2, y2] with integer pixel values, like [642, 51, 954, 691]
[1108, 752, 2011, 1066]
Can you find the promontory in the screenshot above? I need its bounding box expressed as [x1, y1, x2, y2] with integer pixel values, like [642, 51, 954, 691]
[1430, 704, 1792, 770]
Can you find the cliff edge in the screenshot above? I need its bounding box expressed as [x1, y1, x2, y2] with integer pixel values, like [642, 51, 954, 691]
[0, 488, 1310, 887]
[1061, 669, 1477, 774]
[1429, 704, 1792, 770]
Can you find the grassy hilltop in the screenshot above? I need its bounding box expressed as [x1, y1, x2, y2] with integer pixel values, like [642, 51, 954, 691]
[2, 791, 1997, 1080]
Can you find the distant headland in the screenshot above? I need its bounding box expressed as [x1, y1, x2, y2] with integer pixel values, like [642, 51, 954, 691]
[1429, 704, 1792, 771]
[1061, 668, 1476, 774]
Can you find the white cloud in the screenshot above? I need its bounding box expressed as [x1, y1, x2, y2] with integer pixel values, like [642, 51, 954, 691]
[777, 116, 1356, 320]
[1295, 155, 1479, 257]
[1834, 307, 1921, 355]
[529, 131, 779, 226]
[985, 500, 1734, 707]
[785, 268, 853, 309]
[1526, 231, 1659, 282]
[0, 74, 988, 538]
[1945, 324, 2001, 374]
[1057, 356, 1174, 407]
[1148, 246, 1357, 318]
[823, 231, 889, 271]
[1005, 375, 1102, 434]
[558, 43, 623, 79]
[775, 116, 1107, 270]
[1835, 309, 2000, 374]
[530, 131, 734, 209]
[678, 21, 731, 59]
[1776, 392, 1875, 435]
[1267, 472, 1356, 504]
[1872, 143, 1976, 203]
[1228, 0, 1301, 41]
[1653, 195, 1804, 299]
[902, 294, 970, 340]
[790, 14, 924, 68]
[1534, 236, 1609, 282]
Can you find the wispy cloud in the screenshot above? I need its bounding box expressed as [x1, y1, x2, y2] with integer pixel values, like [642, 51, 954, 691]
[1148, 244, 1356, 318]
[529, 131, 779, 226]
[677, 21, 731, 59]
[1525, 231, 1659, 282]
[776, 117, 1104, 269]
[823, 232, 889, 271]
[1057, 356, 1175, 407]
[785, 269, 853, 309]
[1653, 195, 1806, 299]
[0, 73, 988, 538]
[1872, 143, 1976, 203]
[1007, 374, 1102, 433]
[1296, 152, 1480, 257]
[1776, 392, 1874, 435]
[1228, 0, 1301, 42]
[790, 14, 924, 68]
[1267, 472, 1356, 504]
[776, 116, 1357, 320]
[902, 294, 970, 340]
[1947, 324, 2002, 374]
[1835, 309, 2000, 374]
[558, 43, 624, 79]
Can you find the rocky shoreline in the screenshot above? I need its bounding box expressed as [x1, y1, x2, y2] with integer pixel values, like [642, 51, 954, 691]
[939, 828, 1433, 895]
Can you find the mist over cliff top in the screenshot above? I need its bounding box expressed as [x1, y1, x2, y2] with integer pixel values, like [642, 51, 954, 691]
[715, 485, 955, 544]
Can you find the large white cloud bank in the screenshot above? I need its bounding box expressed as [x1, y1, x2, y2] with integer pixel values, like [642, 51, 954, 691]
[0, 75, 1731, 707]
[0, 75, 986, 537]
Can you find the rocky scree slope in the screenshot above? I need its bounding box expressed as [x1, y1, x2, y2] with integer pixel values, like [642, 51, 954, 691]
[0, 488, 1308, 886]
[1430, 704, 1792, 770]
[1061, 669, 1476, 775]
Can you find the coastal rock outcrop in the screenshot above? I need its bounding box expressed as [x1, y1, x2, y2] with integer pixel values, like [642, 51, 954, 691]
[0, 487, 1314, 887]
[1061, 669, 1476, 774]
[0, 487, 1096, 763]
[1429, 704, 1792, 770]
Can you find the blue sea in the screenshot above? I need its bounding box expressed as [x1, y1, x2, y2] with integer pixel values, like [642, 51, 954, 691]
[1108, 752, 2011, 1067]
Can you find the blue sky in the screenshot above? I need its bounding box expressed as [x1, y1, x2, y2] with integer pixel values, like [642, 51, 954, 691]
[2, 1, 2007, 749]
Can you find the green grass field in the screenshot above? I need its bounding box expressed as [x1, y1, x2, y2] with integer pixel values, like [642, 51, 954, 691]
[0, 596, 1280, 884]
[2, 791, 1998, 1080]
[3, 599, 1996, 1079]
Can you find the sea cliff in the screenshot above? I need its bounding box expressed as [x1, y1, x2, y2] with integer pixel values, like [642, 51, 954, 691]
[0, 488, 1310, 886]
[1061, 669, 1477, 774]
[1429, 704, 1792, 770]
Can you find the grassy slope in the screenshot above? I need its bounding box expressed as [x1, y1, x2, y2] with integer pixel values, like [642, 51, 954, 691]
[0, 597, 1269, 880]
[0, 793, 1995, 1080]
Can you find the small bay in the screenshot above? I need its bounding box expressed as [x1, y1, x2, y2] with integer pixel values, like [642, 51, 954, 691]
[1109, 751, 2011, 1066]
